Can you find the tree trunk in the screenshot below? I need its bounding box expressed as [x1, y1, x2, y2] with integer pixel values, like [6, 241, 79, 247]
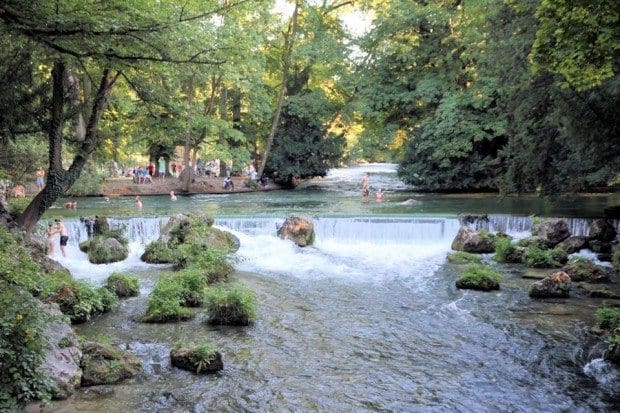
[17, 64, 118, 232]
[258, 0, 300, 178]
[219, 86, 229, 177]
[182, 73, 194, 192]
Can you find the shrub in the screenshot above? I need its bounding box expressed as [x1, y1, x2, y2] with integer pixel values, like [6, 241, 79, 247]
[141, 274, 193, 323]
[447, 251, 482, 264]
[0, 227, 43, 293]
[65, 281, 119, 323]
[141, 240, 177, 264]
[176, 245, 234, 283]
[0, 281, 53, 410]
[524, 246, 560, 268]
[549, 248, 568, 265]
[492, 237, 522, 263]
[596, 307, 620, 330]
[205, 283, 257, 326]
[66, 165, 106, 196]
[455, 265, 502, 291]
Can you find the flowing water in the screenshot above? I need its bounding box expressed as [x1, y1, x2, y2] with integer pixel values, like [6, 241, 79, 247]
[44, 164, 619, 412]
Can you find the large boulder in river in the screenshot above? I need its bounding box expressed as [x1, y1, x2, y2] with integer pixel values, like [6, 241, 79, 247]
[528, 271, 571, 298]
[555, 236, 588, 254]
[531, 219, 570, 247]
[88, 237, 128, 264]
[562, 258, 610, 283]
[81, 342, 141, 387]
[40, 303, 82, 399]
[170, 344, 223, 374]
[588, 219, 616, 242]
[451, 227, 494, 253]
[458, 214, 489, 230]
[277, 215, 315, 247]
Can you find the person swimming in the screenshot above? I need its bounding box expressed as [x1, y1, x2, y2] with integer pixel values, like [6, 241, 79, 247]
[135, 196, 143, 209]
[170, 191, 177, 201]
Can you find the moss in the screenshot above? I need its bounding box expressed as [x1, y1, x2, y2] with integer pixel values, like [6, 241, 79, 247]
[140, 240, 178, 264]
[105, 273, 140, 298]
[170, 341, 223, 374]
[455, 265, 502, 291]
[596, 307, 620, 330]
[87, 236, 128, 264]
[205, 283, 257, 326]
[447, 251, 483, 264]
[524, 246, 560, 268]
[549, 248, 568, 265]
[492, 237, 522, 263]
[79, 241, 90, 252]
[564, 257, 608, 282]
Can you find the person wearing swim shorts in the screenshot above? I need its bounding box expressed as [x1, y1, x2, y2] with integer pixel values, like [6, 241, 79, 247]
[55, 219, 68, 257]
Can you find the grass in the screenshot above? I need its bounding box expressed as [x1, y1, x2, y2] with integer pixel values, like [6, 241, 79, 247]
[205, 283, 257, 326]
[524, 246, 560, 268]
[141, 240, 178, 264]
[596, 307, 620, 330]
[447, 251, 483, 264]
[105, 273, 140, 298]
[455, 264, 502, 291]
[492, 237, 522, 263]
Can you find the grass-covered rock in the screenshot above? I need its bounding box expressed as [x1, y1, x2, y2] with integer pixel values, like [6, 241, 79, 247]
[170, 341, 223, 374]
[51, 280, 119, 323]
[596, 307, 620, 330]
[140, 274, 194, 323]
[492, 237, 524, 263]
[140, 240, 178, 264]
[562, 257, 610, 283]
[451, 227, 495, 253]
[523, 246, 562, 268]
[455, 265, 501, 291]
[80, 342, 141, 387]
[447, 251, 483, 264]
[517, 236, 551, 250]
[88, 236, 128, 264]
[175, 245, 234, 283]
[206, 283, 257, 326]
[105, 273, 140, 298]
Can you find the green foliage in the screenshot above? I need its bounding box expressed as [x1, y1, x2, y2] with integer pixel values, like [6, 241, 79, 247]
[105, 273, 140, 298]
[0, 227, 43, 293]
[446, 251, 482, 264]
[493, 237, 522, 263]
[87, 236, 129, 264]
[176, 245, 234, 283]
[141, 240, 178, 264]
[141, 273, 197, 323]
[455, 265, 502, 291]
[173, 341, 220, 374]
[596, 307, 620, 330]
[64, 281, 119, 324]
[531, 0, 619, 91]
[205, 283, 257, 326]
[0, 281, 53, 410]
[67, 164, 107, 196]
[524, 246, 560, 268]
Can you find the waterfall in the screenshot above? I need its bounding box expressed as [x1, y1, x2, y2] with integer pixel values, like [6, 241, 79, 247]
[488, 215, 620, 237]
[62, 216, 169, 246]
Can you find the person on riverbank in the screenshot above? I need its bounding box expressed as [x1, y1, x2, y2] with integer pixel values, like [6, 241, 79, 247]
[35, 167, 45, 191]
[135, 196, 143, 210]
[46, 223, 57, 257]
[375, 188, 384, 202]
[361, 172, 370, 202]
[223, 175, 234, 191]
[55, 219, 68, 257]
[158, 157, 166, 179]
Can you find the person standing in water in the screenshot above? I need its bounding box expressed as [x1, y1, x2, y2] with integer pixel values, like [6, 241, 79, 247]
[170, 191, 177, 201]
[135, 196, 143, 210]
[375, 188, 384, 202]
[55, 219, 68, 257]
[46, 223, 57, 257]
[361, 172, 370, 202]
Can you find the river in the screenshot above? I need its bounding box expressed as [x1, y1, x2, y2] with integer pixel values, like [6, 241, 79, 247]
[44, 164, 619, 412]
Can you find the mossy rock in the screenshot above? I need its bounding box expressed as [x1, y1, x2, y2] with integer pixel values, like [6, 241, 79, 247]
[170, 343, 223, 374]
[88, 237, 128, 264]
[517, 236, 552, 250]
[524, 246, 562, 268]
[80, 342, 141, 387]
[206, 284, 257, 326]
[447, 251, 483, 264]
[141, 240, 177, 264]
[50, 281, 119, 323]
[492, 237, 524, 263]
[563, 258, 610, 283]
[105, 273, 140, 298]
[455, 265, 501, 291]
[141, 278, 195, 323]
[79, 241, 90, 252]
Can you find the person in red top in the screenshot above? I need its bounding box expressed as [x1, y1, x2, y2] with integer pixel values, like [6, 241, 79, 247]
[147, 162, 155, 177]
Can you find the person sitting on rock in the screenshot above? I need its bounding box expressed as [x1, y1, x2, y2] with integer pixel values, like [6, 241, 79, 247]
[222, 176, 234, 191]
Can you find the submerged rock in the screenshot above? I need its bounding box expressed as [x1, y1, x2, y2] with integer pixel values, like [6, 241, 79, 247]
[40, 303, 82, 400]
[531, 219, 570, 247]
[528, 271, 571, 298]
[451, 227, 495, 254]
[555, 236, 588, 254]
[277, 215, 315, 247]
[81, 342, 141, 387]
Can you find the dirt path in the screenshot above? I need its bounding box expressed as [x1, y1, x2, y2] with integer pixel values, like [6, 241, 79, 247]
[102, 176, 278, 197]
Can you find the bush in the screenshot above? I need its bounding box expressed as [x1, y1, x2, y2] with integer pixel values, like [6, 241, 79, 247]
[205, 283, 257, 326]
[455, 265, 502, 291]
[176, 245, 234, 283]
[141, 240, 177, 264]
[0, 227, 43, 293]
[549, 248, 568, 265]
[105, 273, 140, 298]
[447, 251, 482, 264]
[0, 281, 53, 410]
[492, 237, 523, 263]
[141, 274, 194, 323]
[66, 165, 107, 196]
[596, 307, 620, 330]
[64, 281, 119, 323]
[524, 246, 560, 268]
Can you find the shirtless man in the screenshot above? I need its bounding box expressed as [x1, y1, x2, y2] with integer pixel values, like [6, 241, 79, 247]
[170, 191, 177, 201]
[55, 219, 68, 257]
[361, 172, 370, 202]
[375, 188, 384, 202]
[135, 196, 143, 210]
[35, 167, 45, 191]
